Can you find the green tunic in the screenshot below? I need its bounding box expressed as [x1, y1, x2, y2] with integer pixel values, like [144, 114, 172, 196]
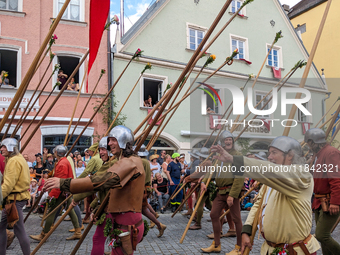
[78, 153, 103, 178]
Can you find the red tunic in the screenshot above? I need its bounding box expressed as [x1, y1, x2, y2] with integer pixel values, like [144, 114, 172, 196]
[0, 153, 5, 174]
[49, 157, 74, 199]
[312, 144, 340, 210]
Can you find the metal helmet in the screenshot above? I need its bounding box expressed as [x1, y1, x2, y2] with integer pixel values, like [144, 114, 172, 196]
[99, 136, 108, 150]
[304, 128, 327, 144]
[269, 136, 302, 156]
[254, 151, 267, 161]
[188, 149, 199, 159]
[219, 130, 234, 147]
[53, 145, 68, 157]
[137, 144, 149, 157]
[107, 125, 134, 150]
[195, 147, 210, 158]
[0, 138, 18, 152]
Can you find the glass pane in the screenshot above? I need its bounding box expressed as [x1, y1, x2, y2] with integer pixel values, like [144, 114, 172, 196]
[9, 0, 18, 11]
[274, 55, 278, 61]
[197, 38, 203, 45]
[0, 0, 6, 9]
[190, 43, 196, 50]
[273, 50, 278, 56]
[268, 60, 273, 66]
[256, 95, 262, 104]
[190, 36, 195, 44]
[274, 61, 278, 67]
[197, 31, 203, 39]
[239, 53, 244, 59]
[70, 4, 80, 20]
[189, 29, 195, 37]
[71, 0, 79, 4]
[232, 40, 237, 47]
[237, 1, 241, 9]
[231, 1, 236, 13]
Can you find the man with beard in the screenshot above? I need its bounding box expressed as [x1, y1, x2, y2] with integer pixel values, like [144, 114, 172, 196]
[304, 128, 340, 255]
[165, 153, 183, 212]
[211, 136, 320, 255]
[30, 145, 81, 241]
[44, 126, 146, 255]
[0, 138, 30, 255]
[200, 131, 243, 254]
[44, 153, 55, 172]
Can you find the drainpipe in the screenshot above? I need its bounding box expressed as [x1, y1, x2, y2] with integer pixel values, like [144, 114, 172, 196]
[120, 0, 124, 37]
[107, 15, 114, 127]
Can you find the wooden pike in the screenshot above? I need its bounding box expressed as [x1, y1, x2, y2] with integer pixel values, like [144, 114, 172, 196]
[330, 118, 340, 143]
[315, 97, 340, 128]
[69, 190, 110, 255]
[24, 191, 45, 223]
[325, 103, 340, 138]
[170, 183, 185, 200]
[172, 182, 200, 218]
[230, 31, 283, 133]
[164, 180, 183, 209]
[283, 0, 332, 136]
[42, 195, 73, 222]
[0, 0, 71, 133]
[30, 204, 75, 255]
[20, 51, 88, 152]
[242, 185, 268, 255]
[65, 52, 137, 154]
[219, 182, 260, 220]
[11, 58, 55, 137]
[41, 203, 49, 227]
[64, 65, 88, 145]
[134, 0, 243, 138]
[180, 166, 215, 243]
[66, 71, 103, 145]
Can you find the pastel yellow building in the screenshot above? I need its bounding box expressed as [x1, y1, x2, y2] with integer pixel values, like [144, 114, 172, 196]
[289, 0, 340, 144]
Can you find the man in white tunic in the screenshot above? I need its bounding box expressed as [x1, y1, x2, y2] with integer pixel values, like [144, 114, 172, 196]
[211, 136, 320, 255]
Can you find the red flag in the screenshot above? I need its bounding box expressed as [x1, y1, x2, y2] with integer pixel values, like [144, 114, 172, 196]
[302, 122, 310, 134]
[272, 67, 281, 79]
[87, 0, 110, 92]
[261, 119, 271, 131]
[239, 58, 252, 65]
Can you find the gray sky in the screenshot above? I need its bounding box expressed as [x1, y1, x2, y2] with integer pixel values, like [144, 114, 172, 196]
[279, 0, 301, 7]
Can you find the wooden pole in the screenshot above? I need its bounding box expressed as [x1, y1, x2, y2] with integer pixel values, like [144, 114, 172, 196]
[230, 31, 282, 133]
[64, 66, 88, 145]
[65, 54, 136, 155]
[170, 183, 185, 200]
[330, 118, 340, 143]
[41, 203, 49, 227]
[219, 182, 260, 220]
[172, 182, 200, 218]
[0, 0, 71, 133]
[282, 0, 332, 136]
[24, 191, 45, 223]
[180, 169, 214, 243]
[104, 73, 143, 137]
[315, 98, 340, 128]
[242, 185, 268, 255]
[11, 58, 55, 137]
[30, 204, 75, 255]
[20, 51, 88, 152]
[133, 0, 242, 137]
[42, 195, 73, 222]
[69, 192, 110, 255]
[325, 103, 340, 138]
[66, 72, 103, 145]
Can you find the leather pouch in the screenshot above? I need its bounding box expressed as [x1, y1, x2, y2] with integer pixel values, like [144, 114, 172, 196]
[119, 231, 133, 255]
[320, 197, 330, 212]
[5, 194, 19, 225]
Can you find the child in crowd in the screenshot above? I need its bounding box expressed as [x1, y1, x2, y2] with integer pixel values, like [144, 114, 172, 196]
[29, 167, 36, 181]
[28, 179, 38, 208]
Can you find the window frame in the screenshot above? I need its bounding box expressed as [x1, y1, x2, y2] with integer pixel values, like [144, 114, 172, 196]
[298, 102, 311, 123]
[230, 0, 246, 16]
[52, 51, 85, 93]
[140, 73, 168, 108]
[186, 23, 208, 51]
[0, 0, 22, 12]
[0, 45, 22, 88]
[201, 85, 222, 115]
[254, 90, 272, 119]
[230, 34, 249, 61]
[53, 0, 85, 22]
[266, 44, 283, 69]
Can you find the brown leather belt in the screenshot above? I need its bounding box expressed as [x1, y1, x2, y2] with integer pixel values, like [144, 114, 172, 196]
[266, 234, 312, 255]
[116, 219, 143, 251]
[218, 185, 231, 190]
[314, 194, 330, 199]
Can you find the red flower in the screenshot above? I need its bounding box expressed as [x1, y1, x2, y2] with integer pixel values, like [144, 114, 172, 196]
[53, 34, 58, 40]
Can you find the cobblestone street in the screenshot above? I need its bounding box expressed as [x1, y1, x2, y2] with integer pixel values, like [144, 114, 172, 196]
[6, 210, 340, 254]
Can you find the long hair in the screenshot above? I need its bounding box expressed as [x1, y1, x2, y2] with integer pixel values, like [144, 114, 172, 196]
[122, 142, 137, 158]
[288, 150, 306, 165]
